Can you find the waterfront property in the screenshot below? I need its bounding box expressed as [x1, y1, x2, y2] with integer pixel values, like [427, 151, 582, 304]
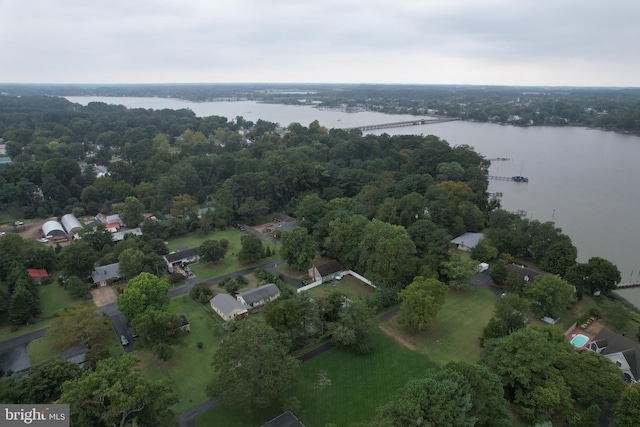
[588, 328, 640, 382]
[451, 232, 485, 252]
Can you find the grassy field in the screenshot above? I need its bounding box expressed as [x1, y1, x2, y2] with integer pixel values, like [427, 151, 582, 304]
[139, 296, 228, 414]
[196, 330, 437, 427]
[27, 324, 123, 366]
[0, 282, 92, 342]
[382, 286, 497, 365]
[307, 275, 376, 299]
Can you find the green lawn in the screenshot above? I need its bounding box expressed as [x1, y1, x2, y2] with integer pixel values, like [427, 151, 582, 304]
[0, 282, 91, 342]
[196, 330, 437, 427]
[382, 286, 497, 365]
[27, 325, 124, 366]
[169, 229, 277, 279]
[139, 296, 228, 414]
[167, 229, 242, 253]
[39, 282, 94, 319]
[307, 276, 376, 299]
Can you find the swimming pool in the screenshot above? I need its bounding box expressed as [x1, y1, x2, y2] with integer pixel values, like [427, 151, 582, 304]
[570, 334, 589, 347]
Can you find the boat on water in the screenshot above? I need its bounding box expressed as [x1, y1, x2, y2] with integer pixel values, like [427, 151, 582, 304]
[512, 176, 529, 182]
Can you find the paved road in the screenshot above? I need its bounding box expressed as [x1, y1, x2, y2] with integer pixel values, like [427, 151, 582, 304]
[0, 328, 47, 372]
[470, 271, 503, 298]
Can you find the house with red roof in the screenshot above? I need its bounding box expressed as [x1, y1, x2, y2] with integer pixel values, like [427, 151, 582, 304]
[27, 269, 49, 283]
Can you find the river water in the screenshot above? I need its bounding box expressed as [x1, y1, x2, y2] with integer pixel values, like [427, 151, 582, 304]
[65, 96, 640, 307]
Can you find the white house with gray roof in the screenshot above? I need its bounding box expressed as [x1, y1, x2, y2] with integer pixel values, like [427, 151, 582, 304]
[588, 328, 640, 383]
[210, 293, 248, 321]
[237, 283, 281, 308]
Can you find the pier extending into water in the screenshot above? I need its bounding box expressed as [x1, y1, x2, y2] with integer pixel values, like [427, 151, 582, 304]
[617, 282, 640, 289]
[344, 117, 459, 132]
[489, 175, 529, 182]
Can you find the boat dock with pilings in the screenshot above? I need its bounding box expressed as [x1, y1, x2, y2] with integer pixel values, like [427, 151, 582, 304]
[617, 282, 640, 289]
[489, 175, 529, 182]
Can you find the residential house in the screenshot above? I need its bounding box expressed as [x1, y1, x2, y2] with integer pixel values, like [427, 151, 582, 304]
[111, 228, 143, 242]
[588, 328, 640, 382]
[237, 283, 281, 308]
[261, 411, 305, 427]
[210, 293, 248, 321]
[451, 232, 485, 252]
[308, 260, 344, 283]
[27, 269, 49, 283]
[505, 264, 547, 284]
[163, 247, 200, 272]
[91, 262, 121, 287]
[177, 314, 191, 333]
[57, 345, 88, 368]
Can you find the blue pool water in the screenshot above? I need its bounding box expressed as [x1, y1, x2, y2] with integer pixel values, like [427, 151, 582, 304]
[570, 334, 589, 347]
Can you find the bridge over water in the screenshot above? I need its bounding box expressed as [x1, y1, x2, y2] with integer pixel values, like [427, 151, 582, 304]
[344, 117, 460, 132]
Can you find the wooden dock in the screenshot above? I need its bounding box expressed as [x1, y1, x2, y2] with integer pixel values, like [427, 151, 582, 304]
[489, 175, 529, 182]
[488, 192, 503, 197]
[617, 282, 640, 289]
[488, 157, 511, 161]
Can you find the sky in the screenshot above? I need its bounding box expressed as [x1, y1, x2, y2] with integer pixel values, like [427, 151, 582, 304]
[1, 0, 639, 87]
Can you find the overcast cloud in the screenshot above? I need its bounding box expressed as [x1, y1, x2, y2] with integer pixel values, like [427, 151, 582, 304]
[1, 0, 638, 86]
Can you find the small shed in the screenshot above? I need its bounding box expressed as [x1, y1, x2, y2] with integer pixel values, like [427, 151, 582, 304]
[262, 411, 305, 427]
[177, 314, 191, 333]
[27, 268, 49, 283]
[61, 214, 83, 234]
[42, 220, 66, 238]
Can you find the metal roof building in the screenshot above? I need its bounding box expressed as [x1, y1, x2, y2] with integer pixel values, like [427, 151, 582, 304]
[42, 220, 66, 237]
[61, 214, 83, 234]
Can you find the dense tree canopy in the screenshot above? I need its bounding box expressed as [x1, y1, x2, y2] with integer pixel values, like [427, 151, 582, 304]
[46, 305, 112, 348]
[23, 358, 82, 404]
[117, 272, 170, 322]
[60, 355, 178, 427]
[397, 276, 448, 331]
[131, 308, 187, 361]
[198, 239, 227, 263]
[207, 317, 300, 409]
[280, 226, 317, 270]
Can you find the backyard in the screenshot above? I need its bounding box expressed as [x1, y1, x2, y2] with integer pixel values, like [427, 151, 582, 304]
[168, 229, 278, 279]
[139, 295, 228, 414]
[0, 280, 92, 342]
[306, 275, 376, 299]
[381, 286, 497, 365]
[196, 330, 437, 427]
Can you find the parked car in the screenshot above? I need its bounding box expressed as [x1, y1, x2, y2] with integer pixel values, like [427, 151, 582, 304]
[37, 237, 49, 243]
[120, 335, 129, 346]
